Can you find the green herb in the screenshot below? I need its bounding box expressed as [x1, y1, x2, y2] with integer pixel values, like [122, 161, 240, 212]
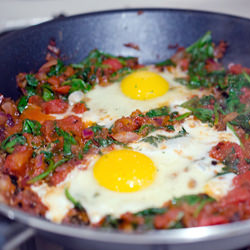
[90, 124, 104, 135]
[40, 150, 53, 161]
[55, 127, 77, 156]
[63, 79, 92, 94]
[48, 59, 65, 77]
[65, 188, 84, 210]
[243, 71, 250, 83]
[26, 74, 38, 87]
[178, 32, 226, 89]
[137, 124, 157, 134]
[230, 114, 250, 134]
[1, 133, 26, 153]
[94, 137, 118, 147]
[142, 127, 188, 147]
[181, 96, 215, 124]
[220, 147, 240, 174]
[227, 122, 244, 148]
[146, 106, 169, 117]
[166, 125, 175, 131]
[172, 194, 203, 206]
[28, 157, 70, 183]
[78, 152, 83, 160]
[172, 194, 215, 217]
[245, 158, 250, 164]
[155, 59, 176, 67]
[83, 140, 93, 154]
[42, 84, 55, 102]
[22, 119, 42, 136]
[102, 215, 119, 229]
[17, 96, 29, 113]
[135, 207, 167, 216]
[171, 112, 192, 121]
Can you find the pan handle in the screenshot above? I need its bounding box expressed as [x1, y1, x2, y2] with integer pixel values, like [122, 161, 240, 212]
[0, 217, 35, 250]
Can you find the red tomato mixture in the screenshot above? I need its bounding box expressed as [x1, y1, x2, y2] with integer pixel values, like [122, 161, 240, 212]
[0, 32, 250, 231]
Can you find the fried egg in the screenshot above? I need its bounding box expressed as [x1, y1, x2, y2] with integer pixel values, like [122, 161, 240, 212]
[31, 118, 240, 223]
[53, 66, 210, 127]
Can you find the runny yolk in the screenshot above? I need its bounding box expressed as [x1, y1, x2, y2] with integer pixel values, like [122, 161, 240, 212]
[121, 71, 169, 100]
[21, 104, 55, 123]
[93, 149, 156, 192]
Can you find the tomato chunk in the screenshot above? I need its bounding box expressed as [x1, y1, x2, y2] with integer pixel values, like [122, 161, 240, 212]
[72, 103, 88, 114]
[42, 99, 68, 114]
[3, 146, 33, 176]
[102, 58, 123, 71]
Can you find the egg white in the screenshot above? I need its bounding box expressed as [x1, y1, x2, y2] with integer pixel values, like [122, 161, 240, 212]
[52, 66, 210, 127]
[31, 117, 240, 224]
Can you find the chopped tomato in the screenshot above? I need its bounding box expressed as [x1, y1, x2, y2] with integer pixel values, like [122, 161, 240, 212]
[41, 120, 56, 142]
[179, 58, 189, 71]
[57, 115, 84, 137]
[64, 66, 75, 77]
[197, 215, 228, 226]
[4, 146, 33, 176]
[53, 85, 71, 94]
[154, 208, 182, 229]
[209, 141, 243, 162]
[47, 75, 60, 87]
[102, 58, 123, 71]
[41, 99, 68, 114]
[72, 102, 87, 114]
[28, 95, 44, 106]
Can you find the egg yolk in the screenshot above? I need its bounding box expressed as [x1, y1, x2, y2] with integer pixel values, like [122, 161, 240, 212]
[93, 149, 156, 192]
[121, 71, 169, 100]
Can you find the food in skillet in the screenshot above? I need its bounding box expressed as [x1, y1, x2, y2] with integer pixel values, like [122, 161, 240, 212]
[0, 32, 250, 231]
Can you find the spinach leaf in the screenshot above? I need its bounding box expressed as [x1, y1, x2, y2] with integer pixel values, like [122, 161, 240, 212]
[101, 215, 119, 229]
[220, 147, 240, 174]
[137, 124, 157, 134]
[178, 32, 225, 89]
[65, 188, 84, 210]
[26, 74, 38, 87]
[155, 59, 176, 67]
[48, 59, 65, 77]
[146, 106, 169, 117]
[142, 127, 188, 147]
[186, 31, 213, 55]
[83, 140, 93, 154]
[28, 157, 71, 183]
[90, 124, 104, 135]
[171, 112, 192, 121]
[55, 127, 77, 156]
[17, 96, 28, 113]
[42, 84, 55, 101]
[172, 194, 215, 217]
[63, 79, 92, 94]
[135, 207, 167, 216]
[94, 137, 118, 147]
[22, 119, 42, 136]
[1, 133, 26, 153]
[230, 113, 250, 134]
[172, 194, 203, 206]
[40, 150, 53, 161]
[181, 96, 215, 124]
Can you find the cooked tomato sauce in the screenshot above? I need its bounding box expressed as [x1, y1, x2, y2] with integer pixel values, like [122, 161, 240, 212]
[0, 33, 250, 231]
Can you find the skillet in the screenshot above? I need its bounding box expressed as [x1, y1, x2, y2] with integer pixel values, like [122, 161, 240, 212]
[1, 8, 250, 250]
